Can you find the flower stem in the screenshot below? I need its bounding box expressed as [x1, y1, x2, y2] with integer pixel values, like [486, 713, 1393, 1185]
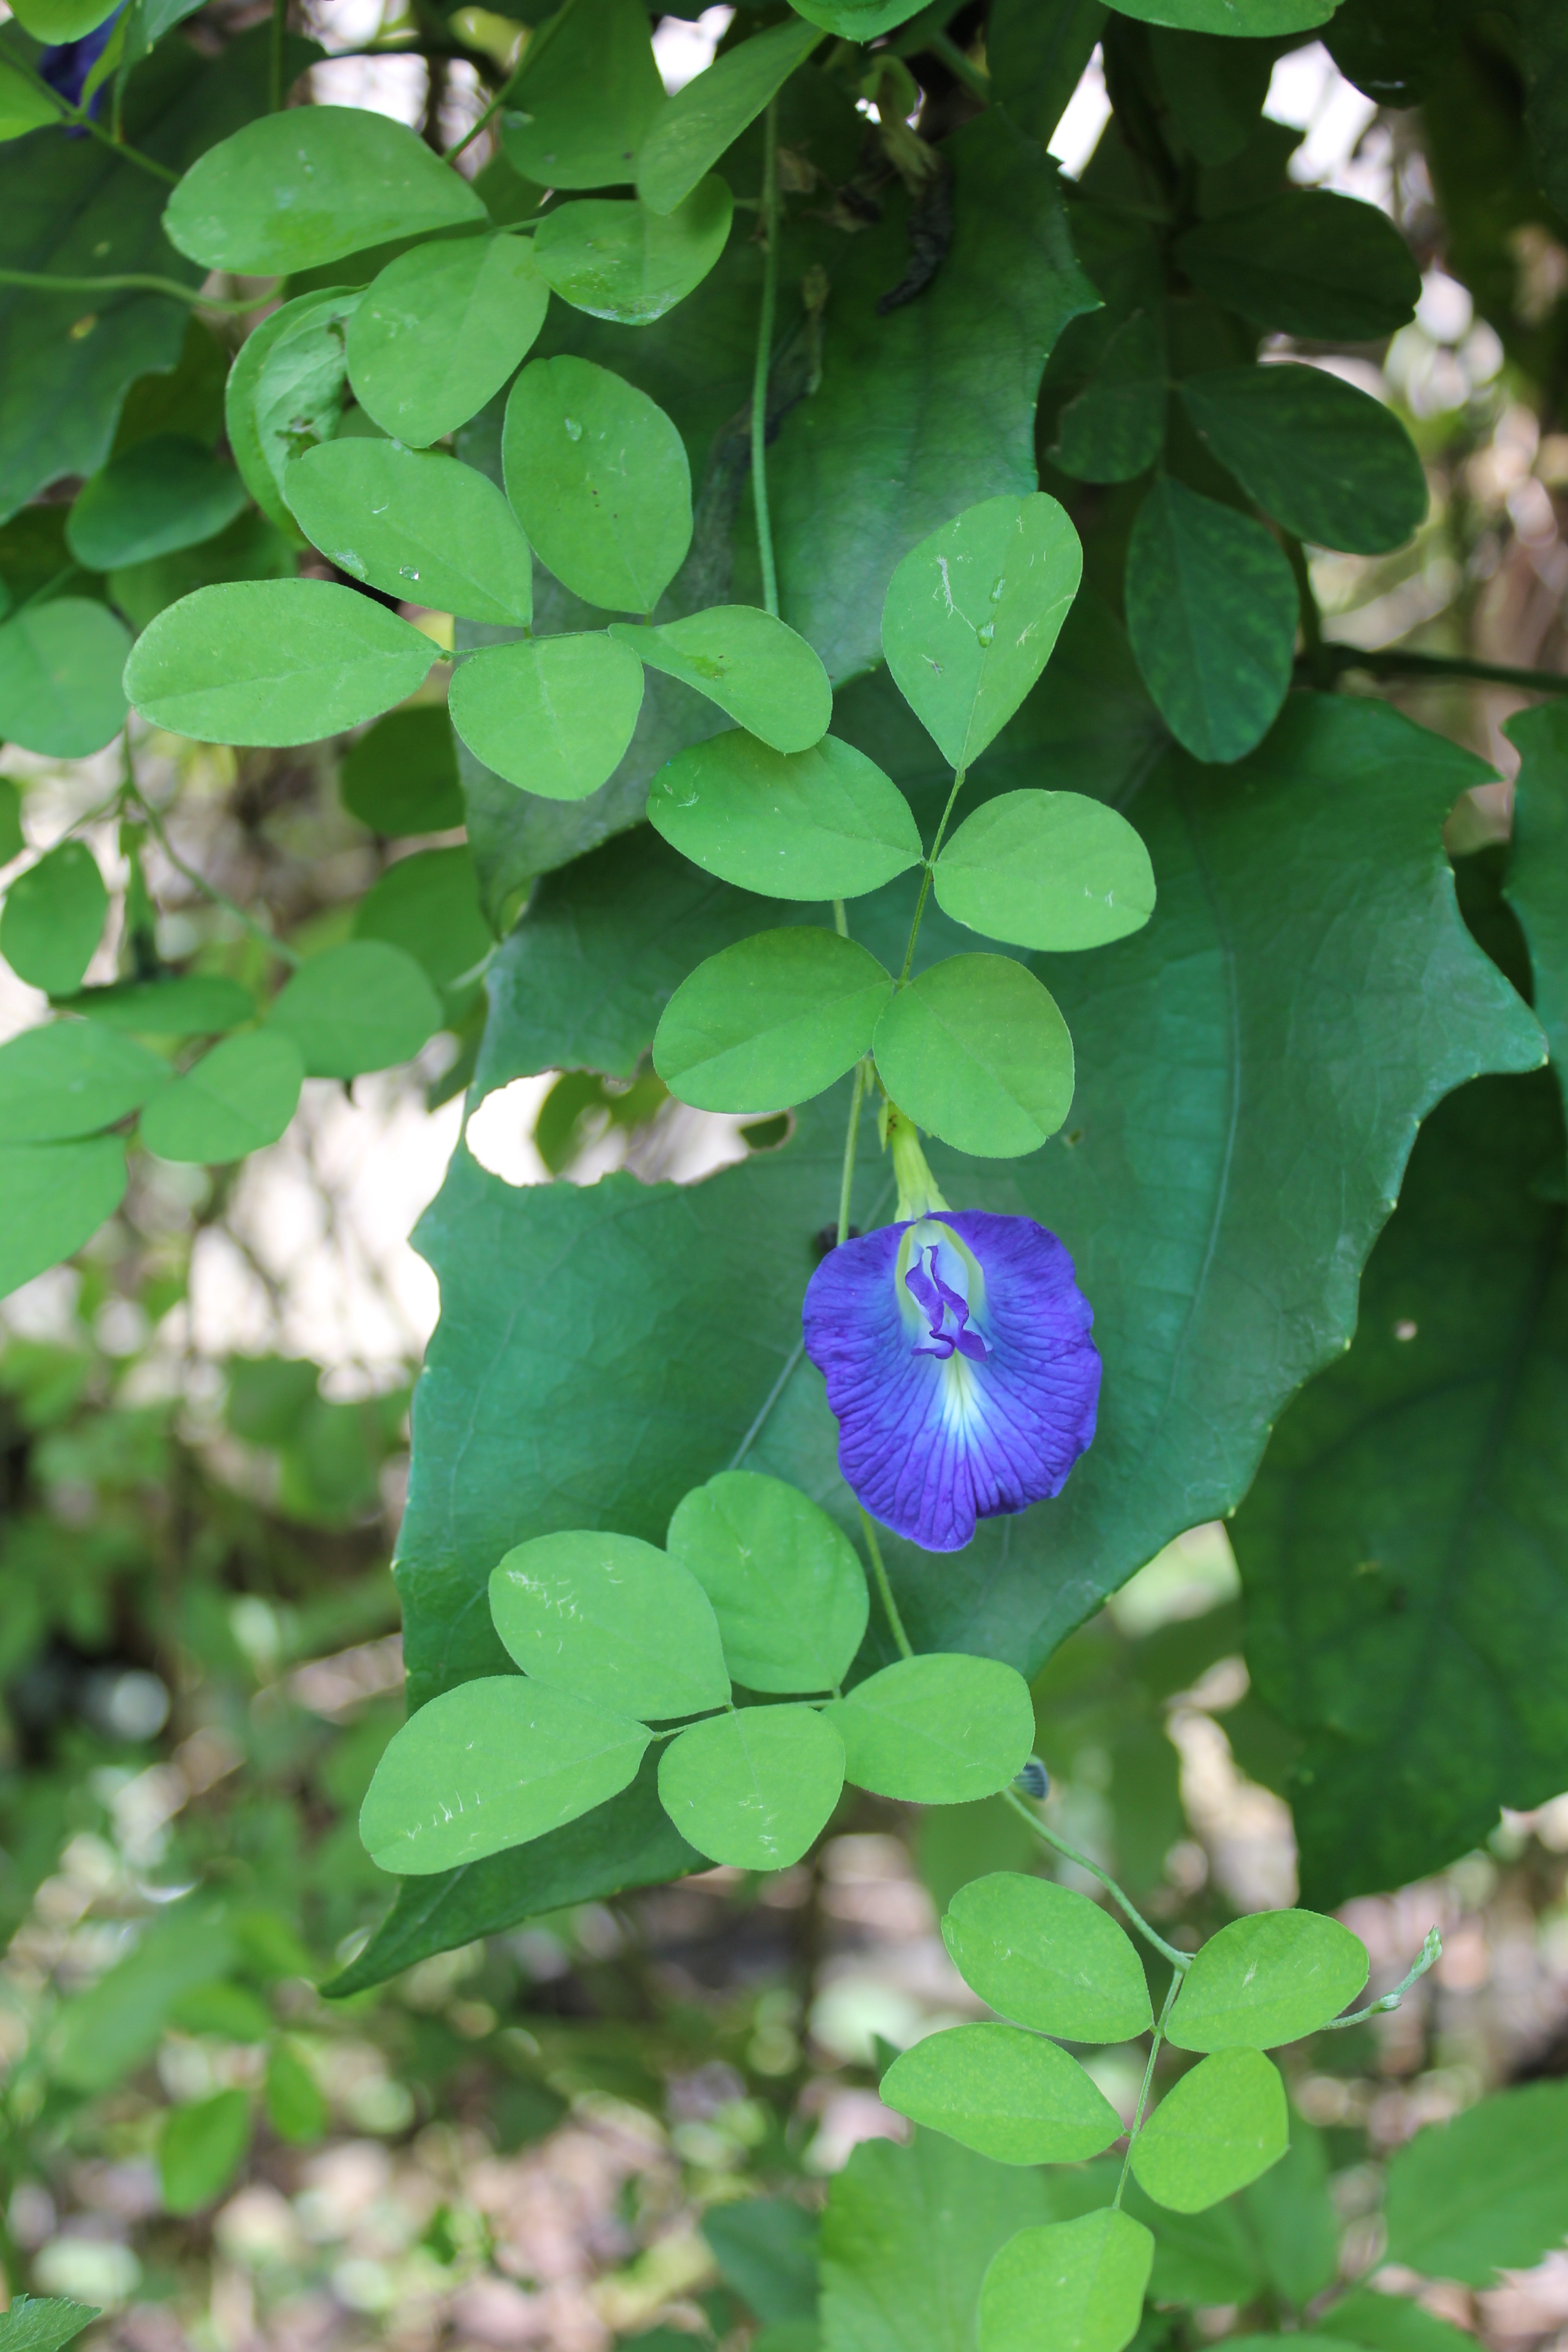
[898, 765, 966, 984]
[836, 1060, 867, 1247]
[751, 93, 782, 619]
[859, 1507, 913, 1659]
[1113, 1964, 1183, 2209]
[1002, 1787, 1192, 1972]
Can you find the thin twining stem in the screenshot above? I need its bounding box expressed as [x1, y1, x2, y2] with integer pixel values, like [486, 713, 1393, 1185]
[836, 1060, 868, 1247]
[750, 91, 783, 618]
[1317, 644, 1568, 696]
[0, 267, 274, 315]
[127, 782, 301, 968]
[898, 764, 967, 984]
[1002, 1786, 1193, 1972]
[860, 1508, 913, 1659]
[444, 80, 509, 163]
[1321, 1925, 1443, 2029]
[1113, 1964, 1184, 2210]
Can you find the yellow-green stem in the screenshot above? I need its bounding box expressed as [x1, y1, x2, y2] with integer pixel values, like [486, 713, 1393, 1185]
[1002, 1787, 1192, 1971]
[751, 93, 781, 618]
[899, 766, 966, 983]
[860, 1508, 913, 1658]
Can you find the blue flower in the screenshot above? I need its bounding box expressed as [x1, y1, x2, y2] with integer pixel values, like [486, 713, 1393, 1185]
[39, 2, 125, 117]
[802, 1208, 1102, 1553]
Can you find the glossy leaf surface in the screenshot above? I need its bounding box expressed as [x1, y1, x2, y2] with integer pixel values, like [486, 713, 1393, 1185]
[448, 635, 647, 801]
[612, 607, 831, 754]
[934, 791, 1156, 952]
[881, 2023, 1124, 2164]
[653, 928, 892, 1113]
[1175, 191, 1421, 340]
[657, 1703, 845, 1868]
[164, 105, 485, 274]
[502, 357, 692, 614]
[347, 233, 550, 448]
[636, 16, 822, 214]
[359, 1675, 651, 1874]
[1179, 364, 1428, 555]
[823, 1654, 1035, 1805]
[285, 441, 534, 627]
[124, 580, 434, 747]
[666, 1470, 868, 1695]
[872, 953, 1076, 1158]
[647, 731, 919, 899]
[502, 0, 663, 189]
[1130, 2050, 1289, 2213]
[489, 1530, 730, 1721]
[535, 180, 734, 325]
[943, 1872, 1154, 2042]
[66, 434, 246, 570]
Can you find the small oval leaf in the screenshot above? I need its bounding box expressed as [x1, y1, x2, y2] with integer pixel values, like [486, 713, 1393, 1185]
[648, 730, 920, 900]
[286, 440, 534, 628]
[1124, 476, 1296, 766]
[266, 939, 442, 1079]
[872, 953, 1076, 1158]
[448, 634, 646, 801]
[657, 1703, 845, 1869]
[502, 356, 692, 615]
[138, 1030, 304, 1164]
[347, 233, 551, 448]
[1166, 1910, 1369, 2051]
[883, 2021, 1125, 2165]
[489, 1529, 730, 1720]
[980, 2210, 1154, 2352]
[653, 927, 893, 1114]
[0, 1022, 169, 1143]
[943, 1873, 1154, 2043]
[666, 1469, 869, 1696]
[934, 790, 1156, 951]
[613, 606, 831, 753]
[823, 1653, 1035, 1805]
[1130, 2048, 1289, 2214]
[534, 178, 734, 325]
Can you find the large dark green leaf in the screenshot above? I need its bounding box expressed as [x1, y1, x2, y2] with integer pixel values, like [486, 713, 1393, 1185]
[324, 1749, 700, 1997]
[0, 27, 312, 519]
[1235, 1064, 1568, 1904]
[1505, 702, 1568, 1098]
[402, 696, 1539, 1741]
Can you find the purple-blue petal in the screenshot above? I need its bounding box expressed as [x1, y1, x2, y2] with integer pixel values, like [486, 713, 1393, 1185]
[802, 1210, 1102, 1553]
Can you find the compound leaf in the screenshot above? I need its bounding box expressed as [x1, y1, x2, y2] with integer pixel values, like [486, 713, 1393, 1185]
[1130, 2050, 1288, 2214]
[979, 2210, 1154, 2352]
[1167, 1911, 1369, 2051]
[448, 634, 647, 800]
[647, 731, 919, 900]
[872, 953, 1076, 1158]
[285, 440, 534, 627]
[654, 927, 892, 1113]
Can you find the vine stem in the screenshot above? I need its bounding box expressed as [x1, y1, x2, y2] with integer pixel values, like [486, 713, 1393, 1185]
[1002, 1786, 1193, 1972]
[444, 81, 508, 163]
[1316, 644, 1568, 696]
[751, 92, 782, 618]
[1113, 1964, 1183, 2209]
[4, 56, 180, 182]
[0, 268, 274, 314]
[898, 765, 966, 983]
[836, 1060, 867, 1247]
[127, 779, 301, 968]
[859, 1508, 913, 1659]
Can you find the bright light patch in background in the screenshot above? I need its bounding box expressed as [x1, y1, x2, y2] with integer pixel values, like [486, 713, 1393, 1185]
[653, 5, 734, 93]
[1265, 41, 1382, 197]
[1049, 45, 1111, 178]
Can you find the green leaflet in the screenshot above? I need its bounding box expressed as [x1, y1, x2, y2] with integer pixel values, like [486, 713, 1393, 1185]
[398, 694, 1540, 1747]
[1175, 191, 1422, 340]
[0, 60, 59, 140]
[823, 1654, 1036, 1804]
[124, 579, 434, 747]
[66, 434, 247, 571]
[0, 2295, 101, 2351]
[534, 180, 735, 327]
[1148, 27, 1272, 165]
[1124, 476, 1297, 764]
[657, 1703, 846, 1869]
[666, 1470, 868, 1696]
[359, 1674, 651, 1874]
[1166, 1911, 1369, 2049]
[647, 732, 918, 900]
[611, 608, 832, 755]
[448, 636, 647, 802]
[654, 928, 894, 1114]
[1241, 2121, 1339, 2309]
[1382, 2083, 1568, 2285]
[340, 705, 464, 836]
[58, 976, 255, 1035]
[0, 1137, 126, 1300]
[0, 599, 131, 760]
[158, 2089, 250, 2215]
[881, 494, 1083, 772]
[819, 2135, 1053, 2352]
[285, 440, 535, 627]
[0, 1022, 169, 1143]
[979, 2210, 1154, 2352]
[264, 2043, 327, 2147]
[872, 954, 1077, 1158]
[347, 233, 550, 449]
[163, 105, 486, 276]
[489, 1529, 730, 1720]
[1, 840, 108, 995]
[354, 846, 492, 1000]
[108, 509, 296, 631]
[934, 791, 1157, 953]
[1052, 310, 1167, 485]
[1178, 364, 1428, 555]
[137, 1031, 303, 1164]
[789, 0, 929, 31]
[502, 356, 692, 615]
[1234, 1068, 1568, 1905]
[942, 1873, 1153, 2042]
[1130, 2051, 1288, 2213]
[267, 940, 442, 1079]
[881, 2023, 1124, 2166]
[636, 17, 823, 215]
[224, 286, 363, 541]
[502, 0, 664, 191]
